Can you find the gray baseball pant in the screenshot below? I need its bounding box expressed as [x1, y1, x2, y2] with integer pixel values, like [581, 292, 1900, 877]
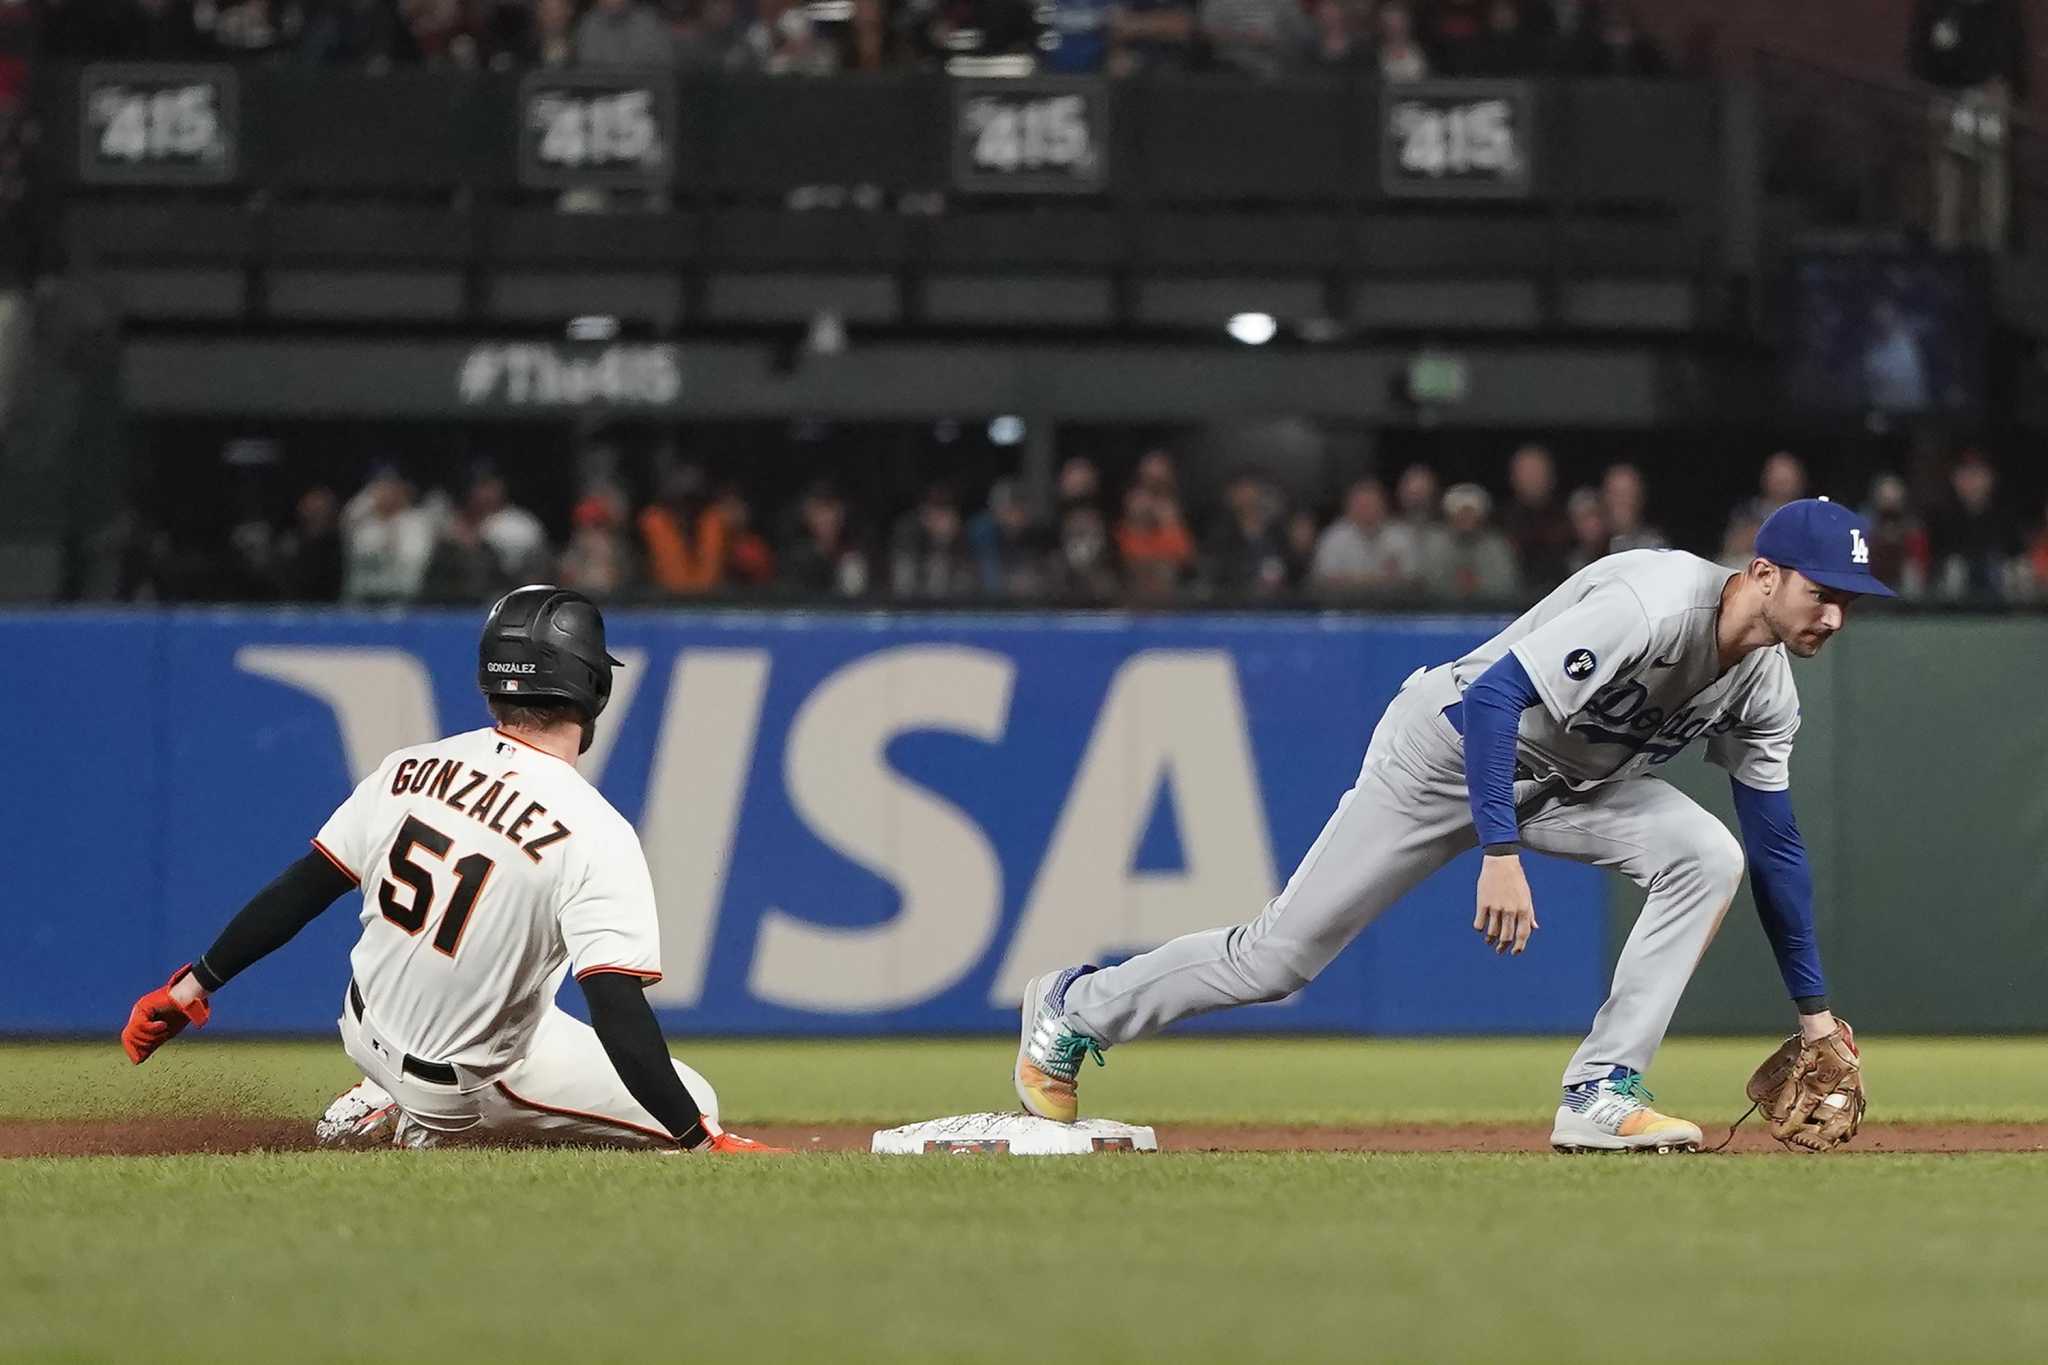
[1058, 667, 1745, 1087]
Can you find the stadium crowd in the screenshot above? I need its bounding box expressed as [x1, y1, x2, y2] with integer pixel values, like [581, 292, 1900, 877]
[100, 442, 2048, 608]
[41, 0, 1671, 80]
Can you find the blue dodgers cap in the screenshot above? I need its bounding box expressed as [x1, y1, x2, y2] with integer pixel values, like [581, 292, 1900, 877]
[1753, 497, 1897, 597]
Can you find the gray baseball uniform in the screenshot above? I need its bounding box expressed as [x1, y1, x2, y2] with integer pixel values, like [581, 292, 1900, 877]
[1060, 548, 1798, 1086]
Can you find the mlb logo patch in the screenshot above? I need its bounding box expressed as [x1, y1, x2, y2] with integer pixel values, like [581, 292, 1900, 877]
[1563, 649, 1597, 680]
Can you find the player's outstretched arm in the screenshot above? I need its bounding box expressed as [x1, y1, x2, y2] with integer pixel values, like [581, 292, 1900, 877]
[1463, 653, 1543, 955]
[579, 974, 789, 1154]
[580, 972, 717, 1149]
[120, 849, 357, 1064]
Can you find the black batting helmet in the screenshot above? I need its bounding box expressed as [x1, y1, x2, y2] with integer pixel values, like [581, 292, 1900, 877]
[477, 585, 622, 721]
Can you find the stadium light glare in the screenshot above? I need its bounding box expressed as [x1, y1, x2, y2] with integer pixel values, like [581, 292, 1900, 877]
[988, 415, 1026, 446]
[1227, 313, 1277, 346]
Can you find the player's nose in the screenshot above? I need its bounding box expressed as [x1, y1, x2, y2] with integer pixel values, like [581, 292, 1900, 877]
[1819, 603, 1844, 632]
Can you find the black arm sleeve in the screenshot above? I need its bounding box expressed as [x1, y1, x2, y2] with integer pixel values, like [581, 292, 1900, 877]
[188, 850, 358, 992]
[580, 972, 709, 1149]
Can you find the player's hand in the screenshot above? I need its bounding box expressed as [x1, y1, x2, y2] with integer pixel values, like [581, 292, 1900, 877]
[121, 967, 211, 1065]
[1473, 853, 1538, 956]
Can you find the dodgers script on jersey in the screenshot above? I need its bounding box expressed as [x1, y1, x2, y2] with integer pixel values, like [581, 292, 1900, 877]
[312, 726, 660, 1074]
[1447, 548, 1798, 791]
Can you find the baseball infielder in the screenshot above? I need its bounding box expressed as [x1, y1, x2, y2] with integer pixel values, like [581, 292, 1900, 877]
[1017, 498, 1884, 1152]
[122, 586, 782, 1154]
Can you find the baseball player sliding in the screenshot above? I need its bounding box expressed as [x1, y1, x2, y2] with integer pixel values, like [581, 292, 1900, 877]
[122, 586, 782, 1154]
[1018, 498, 1879, 1152]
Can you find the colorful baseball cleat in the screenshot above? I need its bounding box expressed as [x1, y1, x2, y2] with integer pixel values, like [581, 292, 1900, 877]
[1013, 966, 1105, 1124]
[316, 1079, 400, 1149]
[702, 1130, 791, 1154]
[1550, 1067, 1703, 1154]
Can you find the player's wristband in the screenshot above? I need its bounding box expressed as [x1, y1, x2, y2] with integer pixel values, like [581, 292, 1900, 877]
[1483, 842, 1521, 857]
[1794, 994, 1831, 1015]
[187, 957, 228, 994]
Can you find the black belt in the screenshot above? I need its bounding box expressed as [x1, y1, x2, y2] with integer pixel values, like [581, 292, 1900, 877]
[348, 980, 459, 1085]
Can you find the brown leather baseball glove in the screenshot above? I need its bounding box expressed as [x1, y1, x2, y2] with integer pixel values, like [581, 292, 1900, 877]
[1745, 1019, 1865, 1152]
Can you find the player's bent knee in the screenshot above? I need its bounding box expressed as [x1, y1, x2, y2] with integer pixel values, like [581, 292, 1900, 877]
[1690, 826, 1746, 901]
[1232, 944, 1316, 1004]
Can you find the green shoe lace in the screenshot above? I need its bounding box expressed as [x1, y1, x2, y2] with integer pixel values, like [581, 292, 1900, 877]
[1609, 1071, 1655, 1104]
[1047, 1031, 1107, 1080]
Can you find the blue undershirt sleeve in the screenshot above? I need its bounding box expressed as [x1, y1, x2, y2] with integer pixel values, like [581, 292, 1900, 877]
[1729, 776, 1829, 1007]
[1462, 653, 1541, 850]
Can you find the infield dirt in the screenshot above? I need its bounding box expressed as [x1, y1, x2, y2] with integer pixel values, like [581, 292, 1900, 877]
[6, 1115, 2046, 1157]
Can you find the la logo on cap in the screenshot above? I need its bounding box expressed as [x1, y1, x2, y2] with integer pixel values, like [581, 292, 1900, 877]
[1850, 528, 1869, 564]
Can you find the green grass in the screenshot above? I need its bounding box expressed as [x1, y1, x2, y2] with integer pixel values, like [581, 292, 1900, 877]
[9, 1034, 2048, 1124]
[4, 1038, 2047, 1362]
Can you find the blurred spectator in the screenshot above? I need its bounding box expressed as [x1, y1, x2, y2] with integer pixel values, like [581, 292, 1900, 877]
[1863, 299, 1932, 413]
[1394, 462, 1451, 566]
[273, 486, 345, 602]
[1863, 472, 1932, 599]
[403, 0, 475, 64]
[1563, 486, 1608, 576]
[342, 468, 436, 604]
[738, 0, 837, 73]
[521, 0, 579, 65]
[1526, 0, 1600, 62]
[213, 0, 293, 57]
[1371, 1, 1430, 79]
[1501, 444, 1572, 589]
[1469, 0, 1545, 76]
[1601, 462, 1666, 552]
[1198, 0, 1309, 79]
[716, 484, 776, 587]
[1109, 0, 1196, 76]
[468, 471, 550, 582]
[1717, 510, 1763, 575]
[577, 0, 678, 67]
[1282, 507, 1320, 588]
[1041, 0, 1116, 73]
[1744, 450, 1808, 522]
[1422, 483, 1519, 601]
[967, 479, 1051, 598]
[1050, 502, 1120, 601]
[1116, 482, 1195, 600]
[1427, 0, 1487, 75]
[1306, 0, 1370, 72]
[1927, 450, 2021, 600]
[1723, 450, 1807, 565]
[1056, 455, 1104, 518]
[640, 465, 725, 595]
[420, 506, 507, 604]
[889, 483, 975, 598]
[1309, 477, 1420, 597]
[558, 485, 639, 600]
[2027, 496, 2048, 602]
[1579, 0, 1663, 76]
[674, 0, 746, 69]
[1911, 0, 2026, 249]
[780, 481, 869, 596]
[300, 0, 413, 66]
[1206, 475, 1292, 598]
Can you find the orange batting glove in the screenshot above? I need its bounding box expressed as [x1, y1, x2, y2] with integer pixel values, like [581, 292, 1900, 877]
[121, 967, 212, 1065]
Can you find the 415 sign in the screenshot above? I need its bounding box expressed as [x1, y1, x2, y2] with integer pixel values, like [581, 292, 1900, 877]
[952, 80, 1109, 195]
[518, 74, 676, 190]
[80, 65, 238, 185]
[1380, 81, 1534, 199]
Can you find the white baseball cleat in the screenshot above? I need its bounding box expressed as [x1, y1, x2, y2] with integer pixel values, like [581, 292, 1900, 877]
[1013, 966, 1105, 1124]
[1550, 1067, 1703, 1154]
[316, 1079, 400, 1149]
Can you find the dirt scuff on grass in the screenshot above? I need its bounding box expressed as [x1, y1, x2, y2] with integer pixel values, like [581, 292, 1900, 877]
[6, 1117, 2047, 1158]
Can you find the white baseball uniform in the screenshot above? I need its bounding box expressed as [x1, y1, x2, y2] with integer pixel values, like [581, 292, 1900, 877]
[313, 725, 718, 1145]
[1061, 549, 1797, 1085]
